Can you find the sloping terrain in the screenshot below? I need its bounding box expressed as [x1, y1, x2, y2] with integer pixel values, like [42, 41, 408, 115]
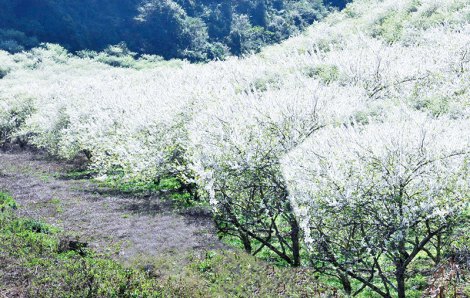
[2, 0, 470, 295]
[0, 150, 336, 297]
[0, 0, 347, 61]
[0, 146, 226, 260]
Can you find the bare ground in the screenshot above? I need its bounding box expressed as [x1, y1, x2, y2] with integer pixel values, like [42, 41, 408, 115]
[0, 146, 227, 261]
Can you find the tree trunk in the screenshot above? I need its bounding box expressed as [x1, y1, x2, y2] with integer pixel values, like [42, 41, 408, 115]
[436, 234, 441, 264]
[338, 271, 352, 296]
[240, 232, 252, 254]
[285, 198, 301, 267]
[290, 215, 301, 267]
[396, 267, 406, 298]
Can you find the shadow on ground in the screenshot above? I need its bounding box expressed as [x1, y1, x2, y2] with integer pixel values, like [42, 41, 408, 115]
[0, 145, 227, 261]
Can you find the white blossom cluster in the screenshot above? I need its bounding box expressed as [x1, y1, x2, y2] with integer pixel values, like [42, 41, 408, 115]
[1, 0, 470, 284]
[282, 108, 470, 247]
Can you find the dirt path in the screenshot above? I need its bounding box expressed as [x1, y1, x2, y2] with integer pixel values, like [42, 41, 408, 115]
[0, 147, 226, 261]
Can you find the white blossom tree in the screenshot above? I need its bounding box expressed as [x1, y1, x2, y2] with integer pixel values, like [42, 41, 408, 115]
[187, 69, 362, 265]
[282, 108, 470, 297]
[1, 0, 470, 292]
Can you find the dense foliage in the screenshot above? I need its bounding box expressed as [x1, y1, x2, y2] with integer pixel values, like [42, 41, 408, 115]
[0, 0, 350, 61]
[2, 0, 470, 296]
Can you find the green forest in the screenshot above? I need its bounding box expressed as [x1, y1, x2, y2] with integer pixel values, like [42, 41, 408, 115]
[0, 0, 350, 61]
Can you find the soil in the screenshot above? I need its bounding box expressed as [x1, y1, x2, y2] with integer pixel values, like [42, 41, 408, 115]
[0, 146, 227, 260]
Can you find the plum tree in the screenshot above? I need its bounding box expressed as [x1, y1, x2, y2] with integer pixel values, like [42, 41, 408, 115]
[282, 108, 470, 296]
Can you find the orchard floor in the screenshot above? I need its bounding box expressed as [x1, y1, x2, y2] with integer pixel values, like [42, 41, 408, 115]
[0, 145, 227, 260]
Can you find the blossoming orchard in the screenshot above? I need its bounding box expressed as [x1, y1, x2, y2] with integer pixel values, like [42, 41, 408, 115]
[1, 0, 470, 296]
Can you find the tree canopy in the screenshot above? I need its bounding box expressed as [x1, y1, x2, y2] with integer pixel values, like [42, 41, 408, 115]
[282, 110, 470, 296]
[0, 0, 350, 61]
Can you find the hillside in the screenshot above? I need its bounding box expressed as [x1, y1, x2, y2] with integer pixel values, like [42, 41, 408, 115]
[2, 0, 470, 296]
[0, 0, 350, 61]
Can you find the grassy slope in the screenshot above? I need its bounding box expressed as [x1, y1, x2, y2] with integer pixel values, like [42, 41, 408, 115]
[0, 188, 339, 297]
[1, 0, 470, 296]
[0, 149, 341, 297]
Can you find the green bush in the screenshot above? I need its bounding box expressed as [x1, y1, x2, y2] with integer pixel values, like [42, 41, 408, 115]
[0, 29, 39, 53]
[302, 64, 340, 83]
[0, 192, 18, 212]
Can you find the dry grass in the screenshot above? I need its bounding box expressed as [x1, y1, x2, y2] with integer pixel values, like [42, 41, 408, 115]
[5, 146, 463, 296]
[0, 186, 340, 297]
[0, 145, 226, 261]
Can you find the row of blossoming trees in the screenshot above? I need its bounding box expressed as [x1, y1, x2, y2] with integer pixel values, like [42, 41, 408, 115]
[1, 0, 470, 296]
